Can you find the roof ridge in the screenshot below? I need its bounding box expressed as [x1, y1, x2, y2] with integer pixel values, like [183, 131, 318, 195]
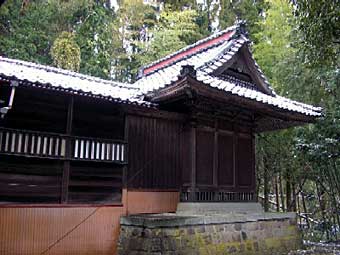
[140, 38, 231, 79]
[139, 24, 238, 77]
[197, 37, 243, 73]
[0, 56, 136, 90]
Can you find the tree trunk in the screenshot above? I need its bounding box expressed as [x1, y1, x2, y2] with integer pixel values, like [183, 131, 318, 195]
[286, 171, 292, 211]
[263, 155, 270, 212]
[292, 181, 297, 212]
[279, 172, 285, 212]
[301, 190, 310, 228]
[316, 182, 329, 240]
[275, 175, 280, 212]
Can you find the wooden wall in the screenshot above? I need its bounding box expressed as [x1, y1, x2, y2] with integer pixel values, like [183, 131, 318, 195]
[126, 115, 182, 189]
[0, 190, 179, 255]
[1, 85, 126, 140]
[0, 85, 126, 205]
[181, 118, 255, 193]
[1, 85, 67, 133]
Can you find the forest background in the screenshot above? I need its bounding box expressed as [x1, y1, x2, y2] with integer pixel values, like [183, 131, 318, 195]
[0, 0, 339, 242]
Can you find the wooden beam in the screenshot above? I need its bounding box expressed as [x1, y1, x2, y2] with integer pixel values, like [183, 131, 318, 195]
[61, 96, 74, 203]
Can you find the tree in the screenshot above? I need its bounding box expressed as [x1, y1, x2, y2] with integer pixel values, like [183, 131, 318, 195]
[292, 0, 340, 68]
[219, 0, 268, 40]
[138, 9, 203, 65]
[51, 32, 81, 71]
[0, 0, 91, 65]
[75, 0, 116, 79]
[111, 0, 157, 81]
[253, 0, 339, 241]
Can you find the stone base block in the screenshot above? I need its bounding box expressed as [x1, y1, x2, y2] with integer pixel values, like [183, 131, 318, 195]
[118, 212, 301, 255]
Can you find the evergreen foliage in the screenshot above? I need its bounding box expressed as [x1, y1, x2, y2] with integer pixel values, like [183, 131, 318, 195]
[51, 32, 81, 71]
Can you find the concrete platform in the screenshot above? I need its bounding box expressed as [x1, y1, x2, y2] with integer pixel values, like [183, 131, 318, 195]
[176, 202, 264, 215]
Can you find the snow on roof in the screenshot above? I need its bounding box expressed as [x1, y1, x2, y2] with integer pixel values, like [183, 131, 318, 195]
[0, 56, 150, 106]
[0, 23, 322, 117]
[135, 35, 240, 93]
[135, 24, 322, 117]
[196, 72, 322, 117]
[142, 25, 237, 75]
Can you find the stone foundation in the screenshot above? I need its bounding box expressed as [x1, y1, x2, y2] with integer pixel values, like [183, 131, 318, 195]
[118, 212, 301, 255]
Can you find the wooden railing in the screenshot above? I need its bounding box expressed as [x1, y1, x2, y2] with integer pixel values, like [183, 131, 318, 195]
[73, 137, 126, 162]
[181, 189, 256, 202]
[0, 128, 127, 163]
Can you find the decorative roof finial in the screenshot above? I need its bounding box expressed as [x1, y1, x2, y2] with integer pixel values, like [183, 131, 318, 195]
[234, 20, 248, 37]
[137, 67, 145, 79]
[179, 65, 196, 79]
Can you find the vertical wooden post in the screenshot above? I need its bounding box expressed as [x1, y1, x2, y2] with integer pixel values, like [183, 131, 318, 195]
[61, 96, 74, 203]
[123, 114, 129, 188]
[123, 114, 129, 215]
[213, 119, 218, 188]
[213, 118, 218, 201]
[252, 133, 256, 193]
[190, 123, 196, 201]
[232, 127, 237, 188]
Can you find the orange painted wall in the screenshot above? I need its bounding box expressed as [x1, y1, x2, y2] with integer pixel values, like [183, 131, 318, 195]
[126, 190, 179, 214]
[0, 190, 179, 255]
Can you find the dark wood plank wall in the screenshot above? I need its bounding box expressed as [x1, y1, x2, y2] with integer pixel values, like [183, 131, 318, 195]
[196, 129, 214, 186]
[126, 114, 255, 193]
[1, 82, 255, 202]
[0, 156, 63, 203]
[0, 84, 125, 204]
[182, 118, 255, 193]
[69, 161, 122, 204]
[236, 134, 254, 189]
[0, 85, 67, 133]
[73, 96, 124, 140]
[126, 115, 182, 189]
[218, 132, 234, 186]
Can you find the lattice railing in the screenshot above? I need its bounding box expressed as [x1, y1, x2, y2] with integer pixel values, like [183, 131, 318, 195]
[0, 128, 127, 163]
[181, 189, 256, 202]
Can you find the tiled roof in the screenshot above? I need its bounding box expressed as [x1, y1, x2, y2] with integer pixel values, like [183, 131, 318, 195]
[135, 24, 322, 117]
[135, 35, 243, 93]
[196, 72, 322, 117]
[0, 23, 322, 118]
[0, 56, 151, 106]
[142, 25, 237, 75]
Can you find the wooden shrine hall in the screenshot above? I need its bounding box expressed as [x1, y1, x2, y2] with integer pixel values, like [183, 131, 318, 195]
[0, 23, 321, 254]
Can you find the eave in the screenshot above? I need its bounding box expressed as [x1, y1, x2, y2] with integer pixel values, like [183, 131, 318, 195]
[148, 75, 320, 132]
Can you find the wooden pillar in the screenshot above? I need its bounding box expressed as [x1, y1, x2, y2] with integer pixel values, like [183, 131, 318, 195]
[61, 96, 74, 203]
[252, 133, 256, 195]
[232, 128, 237, 189]
[213, 119, 218, 188]
[123, 115, 129, 188]
[189, 123, 196, 201]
